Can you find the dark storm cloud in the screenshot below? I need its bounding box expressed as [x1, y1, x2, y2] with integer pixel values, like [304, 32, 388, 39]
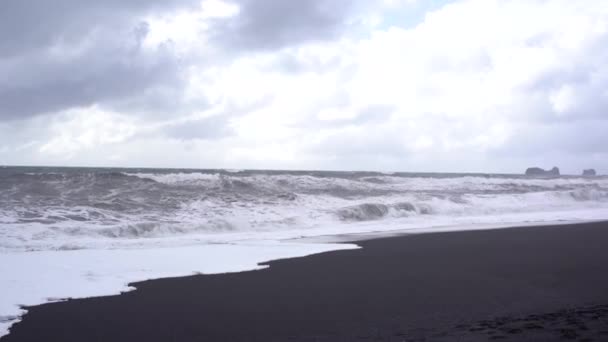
[211, 0, 362, 51]
[0, 34, 180, 120]
[0, 0, 199, 57]
[0, 0, 199, 121]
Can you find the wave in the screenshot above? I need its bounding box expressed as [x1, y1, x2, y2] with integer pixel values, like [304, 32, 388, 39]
[124, 171, 608, 192]
[94, 220, 239, 239]
[125, 172, 220, 185]
[565, 188, 608, 201]
[2, 168, 608, 251]
[336, 202, 432, 221]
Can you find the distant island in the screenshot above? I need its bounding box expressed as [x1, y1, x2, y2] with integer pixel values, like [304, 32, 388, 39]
[583, 169, 597, 177]
[525, 167, 560, 177]
[524, 167, 599, 177]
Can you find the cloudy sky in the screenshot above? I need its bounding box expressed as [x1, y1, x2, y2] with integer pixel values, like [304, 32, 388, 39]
[1, 0, 607, 174]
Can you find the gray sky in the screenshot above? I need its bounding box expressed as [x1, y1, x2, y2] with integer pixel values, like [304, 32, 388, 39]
[1, 0, 607, 174]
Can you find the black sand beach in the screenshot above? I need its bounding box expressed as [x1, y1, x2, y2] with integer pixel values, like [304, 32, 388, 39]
[4, 222, 608, 341]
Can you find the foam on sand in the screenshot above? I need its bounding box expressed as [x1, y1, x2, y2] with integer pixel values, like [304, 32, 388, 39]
[0, 241, 357, 337]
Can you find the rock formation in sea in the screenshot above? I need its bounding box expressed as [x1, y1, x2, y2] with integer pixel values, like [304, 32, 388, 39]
[525, 167, 560, 176]
[583, 169, 597, 177]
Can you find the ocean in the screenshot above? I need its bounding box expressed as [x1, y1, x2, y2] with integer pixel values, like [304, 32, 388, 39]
[1, 166, 608, 336]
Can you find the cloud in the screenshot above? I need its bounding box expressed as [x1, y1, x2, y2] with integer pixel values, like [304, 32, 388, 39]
[1, 0, 608, 173]
[0, 0, 198, 121]
[162, 115, 235, 141]
[0, 0, 200, 57]
[0, 36, 181, 120]
[38, 106, 138, 158]
[209, 0, 363, 51]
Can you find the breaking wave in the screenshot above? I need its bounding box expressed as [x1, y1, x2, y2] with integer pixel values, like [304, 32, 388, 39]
[1, 167, 608, 251]
[336, 202, 432, 221]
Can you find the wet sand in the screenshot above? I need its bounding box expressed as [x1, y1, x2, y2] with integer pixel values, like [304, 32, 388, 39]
[3, 221, 608, 341]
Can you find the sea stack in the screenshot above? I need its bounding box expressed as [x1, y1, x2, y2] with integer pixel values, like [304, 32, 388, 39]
[583, 169, 597, 177]
[525, 166, 560, 177]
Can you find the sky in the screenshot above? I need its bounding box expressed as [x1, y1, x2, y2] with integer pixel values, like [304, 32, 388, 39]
[1, 0, 607, 174]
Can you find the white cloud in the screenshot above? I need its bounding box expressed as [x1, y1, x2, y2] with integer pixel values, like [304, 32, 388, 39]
[39, 107, 138, 158]
[3, 0, 608, 173]
[143, 0, 239, 52]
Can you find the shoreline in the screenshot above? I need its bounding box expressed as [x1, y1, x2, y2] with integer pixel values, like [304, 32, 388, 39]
[289, 218, 606, 244]
[4, 221, 608, 341]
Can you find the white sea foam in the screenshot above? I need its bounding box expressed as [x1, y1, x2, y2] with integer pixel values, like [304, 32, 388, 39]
[125, 172, 222, 185]
[0, 241, 357, 337]
[224, 168, 245, 173]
